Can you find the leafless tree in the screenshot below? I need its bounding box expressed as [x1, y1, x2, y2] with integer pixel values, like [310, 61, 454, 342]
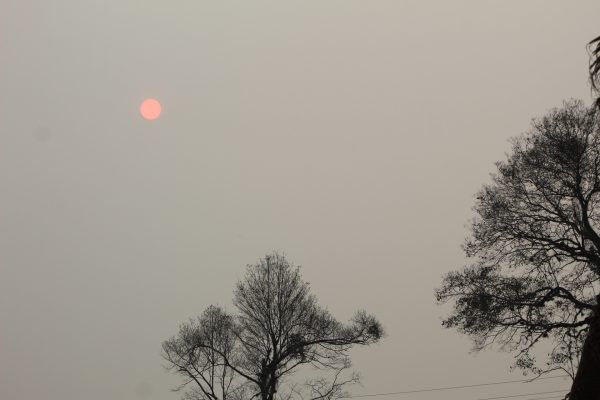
[163, 252, 384, 400]
[436, 100, 600, 383]
[163, 305, 249, 400]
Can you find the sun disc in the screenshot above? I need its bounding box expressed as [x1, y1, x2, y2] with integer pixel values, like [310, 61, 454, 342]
[140, 98, 162, 120]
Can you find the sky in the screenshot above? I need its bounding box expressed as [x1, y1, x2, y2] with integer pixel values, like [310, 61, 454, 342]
[1, 1, 599, 399]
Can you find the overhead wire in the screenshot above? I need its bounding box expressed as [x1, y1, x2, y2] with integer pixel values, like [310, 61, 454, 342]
[341, 375, 569, 398]
[477, 390, 566, 400]
[515, 397, 565, 400]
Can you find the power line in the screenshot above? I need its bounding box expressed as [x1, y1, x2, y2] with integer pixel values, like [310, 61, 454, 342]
[342, 375, 569, 398]
[520, 397, 565, 400]
[477, 390, 566, 400]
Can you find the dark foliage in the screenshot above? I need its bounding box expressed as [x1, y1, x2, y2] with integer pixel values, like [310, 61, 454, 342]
[566, 35, 600, 400]
[590, 35, 600, 94]
[436, 100, 600, 377]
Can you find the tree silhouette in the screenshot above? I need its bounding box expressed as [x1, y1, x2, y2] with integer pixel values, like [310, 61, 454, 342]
[163, 253, 384, 400]
[436, 100, 600, 380]
[566, 36, 600, 400]
[590, 35, 600, 108]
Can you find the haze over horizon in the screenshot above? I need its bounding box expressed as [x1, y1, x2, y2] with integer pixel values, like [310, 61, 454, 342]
[1, 1, 599, 399]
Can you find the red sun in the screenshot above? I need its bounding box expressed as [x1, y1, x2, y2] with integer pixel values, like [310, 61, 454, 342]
[140, 98, 162, 120]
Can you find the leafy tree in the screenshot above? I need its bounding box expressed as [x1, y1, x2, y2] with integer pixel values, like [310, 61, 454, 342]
[566, 36, 600, 400]
[163, 253, 384, 400]
[436, 100, 600, 380]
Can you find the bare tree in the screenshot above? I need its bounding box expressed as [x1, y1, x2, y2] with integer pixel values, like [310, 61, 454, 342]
[163, 252, 384, 400]
[436, 100, 600, 382]
[163, 305, 249, 400]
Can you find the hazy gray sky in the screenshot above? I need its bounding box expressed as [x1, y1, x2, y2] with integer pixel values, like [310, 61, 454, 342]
[1, 1, 599, 399]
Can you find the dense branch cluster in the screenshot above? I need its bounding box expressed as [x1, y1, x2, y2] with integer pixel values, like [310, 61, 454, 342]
[436, 100, 600, 376]
[590, 35, 600, 101]
[163, 253, 383, 400]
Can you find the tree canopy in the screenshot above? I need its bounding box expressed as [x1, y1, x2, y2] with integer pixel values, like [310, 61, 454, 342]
[163, 253, 383, 400]
[436, 100, 600, 377]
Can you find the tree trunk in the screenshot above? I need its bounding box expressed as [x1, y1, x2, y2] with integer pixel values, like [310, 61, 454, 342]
[569, 295, 600, 399]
